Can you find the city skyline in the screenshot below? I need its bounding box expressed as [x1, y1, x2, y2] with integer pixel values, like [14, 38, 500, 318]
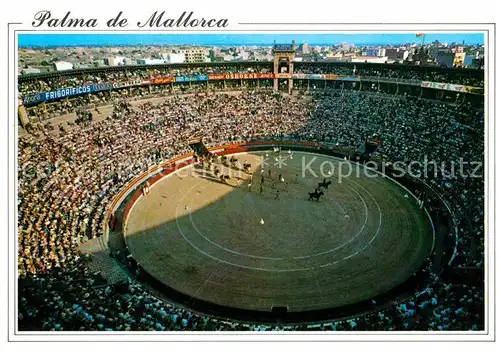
[18, 33, 485, 47]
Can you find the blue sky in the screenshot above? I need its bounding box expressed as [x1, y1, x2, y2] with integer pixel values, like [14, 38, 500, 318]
[18, 33, 485, 47]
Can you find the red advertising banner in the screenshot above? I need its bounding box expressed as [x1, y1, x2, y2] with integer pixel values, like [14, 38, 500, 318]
[255, 73, 275, 79]
[208, 73, 227, 80]
[208, 72, 275, 80]
[151, 77, 175, 84]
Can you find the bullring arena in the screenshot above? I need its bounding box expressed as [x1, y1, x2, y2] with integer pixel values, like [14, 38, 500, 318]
[122, 147, 433, 318]
[17, 53, 484, 331]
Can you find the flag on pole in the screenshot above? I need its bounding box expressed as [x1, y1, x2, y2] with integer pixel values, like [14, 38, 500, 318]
[416, 33, 425, 37]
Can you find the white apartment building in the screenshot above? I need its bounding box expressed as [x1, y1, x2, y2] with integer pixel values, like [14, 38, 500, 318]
[53, 61, 74, 71]
[179, 48, 209, 63]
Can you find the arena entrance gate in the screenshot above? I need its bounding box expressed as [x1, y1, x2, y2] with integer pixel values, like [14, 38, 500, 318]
[187, 136, 210, 157]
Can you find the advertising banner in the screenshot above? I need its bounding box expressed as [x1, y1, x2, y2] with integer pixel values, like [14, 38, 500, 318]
[23, 84, 94, 105]
[92, 82, 113, 92]
[324, 74, 339, 80]
[422, 81, 481, 93]
[464, 85, 483, 94]
[207, 73, 227, 80]
[207, 72, 274, 80]
[275, 73, 292, 79]
[292, 73, 329, 80]
[308, 74, 326, 80]
[337, 76, 360, 82]
[255, 73, 275, 79]
[112, 79, 142, 88]
[449, 84, 466, 92]
[151, 77, 175, 84]
[175, 75, 208, 82]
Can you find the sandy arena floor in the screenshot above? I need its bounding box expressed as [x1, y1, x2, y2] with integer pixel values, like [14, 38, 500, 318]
[125, 151, 433, 313]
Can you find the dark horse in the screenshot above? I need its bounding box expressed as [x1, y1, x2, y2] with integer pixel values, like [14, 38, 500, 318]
[318, 180, 332, 190]
[308, 191, 324, 202]
[243, 162, 252, 172]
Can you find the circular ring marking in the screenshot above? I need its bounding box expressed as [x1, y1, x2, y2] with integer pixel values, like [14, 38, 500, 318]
[172, 157, 384, 272]
[181, 180, 370, 260]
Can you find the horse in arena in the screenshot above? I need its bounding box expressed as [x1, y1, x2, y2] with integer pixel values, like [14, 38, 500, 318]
[214, 167, 220, 176]
[308, 191, 324, 202]
[243, 162, 252, 173]
[318, 180, 332, 190]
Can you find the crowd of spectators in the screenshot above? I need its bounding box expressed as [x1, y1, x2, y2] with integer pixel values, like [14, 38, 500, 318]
[18, 64, 273, 96]
[18, 88, 484, 331]
[294, 64, 484, 86]
[18, 63, 483, 97]
[24, 80, 276, 125]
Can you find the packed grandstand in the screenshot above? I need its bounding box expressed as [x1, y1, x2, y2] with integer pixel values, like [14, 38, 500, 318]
[17, 60, 484, 331]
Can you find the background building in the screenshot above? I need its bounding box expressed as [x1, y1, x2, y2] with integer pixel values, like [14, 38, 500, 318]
[104, 56, 126, 66]
[53, 61, 74, 71]
[435, 53, 455, 67]
[179, 48, 209, 63]
[19, 67, 41, 75]
[136, 58, 168, 65]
